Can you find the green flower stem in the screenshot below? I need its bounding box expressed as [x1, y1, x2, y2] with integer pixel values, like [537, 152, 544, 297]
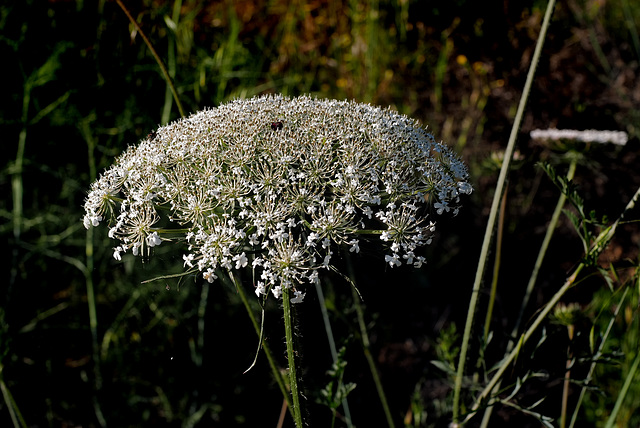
[226, 273, 293, 416]
[282, 287, 304, 428]
[451, 0, 556, 422]
[85, 229, 105, 428]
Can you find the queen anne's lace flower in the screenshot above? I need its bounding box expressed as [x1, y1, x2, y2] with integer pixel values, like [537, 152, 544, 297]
[530, 128, 628, 146]
[84, 94, 472, 301]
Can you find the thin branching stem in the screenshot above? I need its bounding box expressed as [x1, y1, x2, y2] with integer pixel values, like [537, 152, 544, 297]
[467, 183, 640, 425]
[480, 157, 577, 427]
[569, 286, 630, 428]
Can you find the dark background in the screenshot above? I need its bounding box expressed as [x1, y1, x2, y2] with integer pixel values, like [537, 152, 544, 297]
[2, 0, 640, 426]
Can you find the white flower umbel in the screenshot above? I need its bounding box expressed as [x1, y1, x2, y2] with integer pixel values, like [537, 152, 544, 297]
[84, 94, 472, 300]
[530, 128, 628, 146]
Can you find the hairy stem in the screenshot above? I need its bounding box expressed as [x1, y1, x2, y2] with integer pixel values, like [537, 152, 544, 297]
[282, 287, 304, 428]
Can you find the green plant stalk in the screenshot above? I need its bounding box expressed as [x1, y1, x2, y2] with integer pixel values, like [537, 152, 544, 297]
[193, 281, 208, 368]
[10, 78, 30, 290]
[100, 289, 141, 360]
[0, 363, 27, 428]
[161, 0, 181, 124]
[622, 0, 640, 61]
[568, 286, 629, 428]
[365, 0, 379, 101]
[468, 264, 582, 425]
[516, 158, 577, 331]
[315, 279, 354, 427]
[604, 350, 640, 428]
[227, 272, 293, 415]
[482, 185, 507, 342]
[344, 256, 396, 428]
[480, 158, 577, 427]
[560, 324, 575, 428]
[467, 183, 640, 425]
[115, 0, 185, 118]
[282, 287, 304, 428]
[351, 286, 396, 428]
[85, 229, 106, 428]
[81, 117, 107, 427]
[434, 34, 454, 114]
[451, 0, 557, 422]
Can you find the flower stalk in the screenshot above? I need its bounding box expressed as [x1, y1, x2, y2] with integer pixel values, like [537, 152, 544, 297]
[282, 287, 304, 427]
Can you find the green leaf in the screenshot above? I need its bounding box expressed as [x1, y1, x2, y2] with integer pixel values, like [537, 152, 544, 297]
[431, 359, 456, 376]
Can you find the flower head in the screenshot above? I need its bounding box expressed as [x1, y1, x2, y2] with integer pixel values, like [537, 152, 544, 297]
[530, 128, 628, 146]
[84, 94, 472, 298]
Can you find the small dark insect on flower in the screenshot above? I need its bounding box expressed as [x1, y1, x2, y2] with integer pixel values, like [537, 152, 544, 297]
[271, 121, 284, 131]
[147, 130, 157, 140]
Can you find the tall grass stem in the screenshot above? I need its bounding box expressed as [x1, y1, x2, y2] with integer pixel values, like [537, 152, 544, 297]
[344, 256, 396, 428]
[0, 366, 27, 428]
[80, 117, 107, 427]
[515, 158, 577, 332]
[482, 186, 507, 342]
[350, 285, 396, 428]
[604, 350, 640, 428]
[115, 0, 186, 118]
[451, 0, 557, 422]
[161, 0, 181, 124]
[314, 279, 354, 427]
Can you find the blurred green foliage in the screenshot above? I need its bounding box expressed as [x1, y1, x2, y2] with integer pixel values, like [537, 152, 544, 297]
[2, 0, 640, 426]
